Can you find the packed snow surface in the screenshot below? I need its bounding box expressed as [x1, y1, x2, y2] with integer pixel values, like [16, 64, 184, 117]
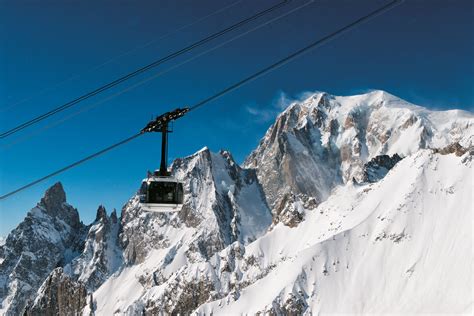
[84, 148, 472, 315]
[198, 150, 473, 314]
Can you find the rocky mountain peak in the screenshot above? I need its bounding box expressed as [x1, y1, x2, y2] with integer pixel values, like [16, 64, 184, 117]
[219, 149, 236, 165]
[39, 182, 66, 211]
[110, 209, 118, 224]
[116, 143, 272, 270]
[34, 182, 81, 230]
[95, 205, 108, 223]
[0, 183, 86, 315]
[244, 90, 474, 221]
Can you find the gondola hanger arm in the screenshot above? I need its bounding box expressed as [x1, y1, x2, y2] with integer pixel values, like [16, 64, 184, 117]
[140, 107, 190, 134]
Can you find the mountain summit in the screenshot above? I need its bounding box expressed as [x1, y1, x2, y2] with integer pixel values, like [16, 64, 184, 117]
[0, 182, 86, 315]
[1, 91, 472, 315]
[246, 90, 472, 207]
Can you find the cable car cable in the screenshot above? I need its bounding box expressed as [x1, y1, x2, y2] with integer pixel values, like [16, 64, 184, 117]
[1, 0, 313, 151]
[0, 0, 402, 201]
[0, 0, 291, 139]
[0, 0, 243, 114]
[190, 0, 402, 111]
[0, 133, 143, 200]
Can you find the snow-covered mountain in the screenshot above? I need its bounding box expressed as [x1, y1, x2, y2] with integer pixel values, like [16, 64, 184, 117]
[245, 90, 473, 223]
[0, 90, 472, 315]
[0, 183, 87, 315]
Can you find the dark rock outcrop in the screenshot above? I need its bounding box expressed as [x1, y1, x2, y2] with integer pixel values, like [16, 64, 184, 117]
[433, 142, 471, 157]
[363, 154, 403, 183]
[24, 268, 88, 316]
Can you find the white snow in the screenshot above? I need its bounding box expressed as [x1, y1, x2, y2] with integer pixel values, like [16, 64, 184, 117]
[86, 149, 473, 315]
[303, 90, 474, 157]
[197, 150, 473, 314]
[234, 182, 272, 243]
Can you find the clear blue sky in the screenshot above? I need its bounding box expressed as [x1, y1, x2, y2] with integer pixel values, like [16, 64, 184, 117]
[1, 0, 473, 236]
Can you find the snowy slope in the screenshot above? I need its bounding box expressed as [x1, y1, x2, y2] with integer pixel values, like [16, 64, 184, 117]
[83, 148, 272, 314]
[197, 149, 473, 314]
[84, 148, 473, 315]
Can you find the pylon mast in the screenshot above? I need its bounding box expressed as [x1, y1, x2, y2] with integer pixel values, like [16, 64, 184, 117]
[141, 107, 189, 177]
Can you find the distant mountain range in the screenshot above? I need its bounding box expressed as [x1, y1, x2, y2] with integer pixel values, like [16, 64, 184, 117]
[1, 90, 472, 315]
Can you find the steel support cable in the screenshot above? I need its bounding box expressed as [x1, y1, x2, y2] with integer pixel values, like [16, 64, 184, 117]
[0, 0, 290, 139]
[1, 0, 314, 151]
[0, 0, 243, 114]
[189, 0, 402, 111]
[0, 133, 143, 200]
[0, 0, 402, 200]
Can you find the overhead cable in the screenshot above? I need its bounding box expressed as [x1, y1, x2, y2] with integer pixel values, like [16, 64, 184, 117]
[0, 0, 290, 139]
[1, 0, 313, 150]
[0, 0, 402, 200]
[0, 0, 243, 114]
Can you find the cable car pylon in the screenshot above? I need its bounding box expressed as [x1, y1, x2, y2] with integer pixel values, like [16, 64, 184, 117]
[138, 107, 189, 212]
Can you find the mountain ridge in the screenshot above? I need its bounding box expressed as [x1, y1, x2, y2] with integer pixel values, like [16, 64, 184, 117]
[1, 90, 472, 315]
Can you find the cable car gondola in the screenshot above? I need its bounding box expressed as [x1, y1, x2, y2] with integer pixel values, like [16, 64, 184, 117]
[138, 108, 189, 212]
[139, 173, 184, 212]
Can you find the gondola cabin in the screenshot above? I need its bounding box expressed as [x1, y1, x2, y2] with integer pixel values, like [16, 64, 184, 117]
[139, 175, 184, 212]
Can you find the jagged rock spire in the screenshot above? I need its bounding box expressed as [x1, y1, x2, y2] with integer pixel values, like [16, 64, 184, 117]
[110, 209, 118, 224]
[0, 181, 85, 315]
[40, 182, 66, 211]
[36, 182, 80, 228]
[95, 205, 108, 223]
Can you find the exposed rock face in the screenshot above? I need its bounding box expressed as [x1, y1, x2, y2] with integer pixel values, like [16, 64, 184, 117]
[16, 204, 122, 315]
[24, 268, 88, 316]
[272, 192, 306, 227]
[23, 205, 121, 315]
[244, 91, 473, 225]
[119, 148, 272, 267]
[143, 278, 215, 315]
[244, 95, 340, 224]
[64, 206, 122, 291]
[433, 142, 472, 156]
[363, 154, 403, 183]
[75, 148, 272, 315]
[39, 183, 67, 214]
[0, 182, 86, 315]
